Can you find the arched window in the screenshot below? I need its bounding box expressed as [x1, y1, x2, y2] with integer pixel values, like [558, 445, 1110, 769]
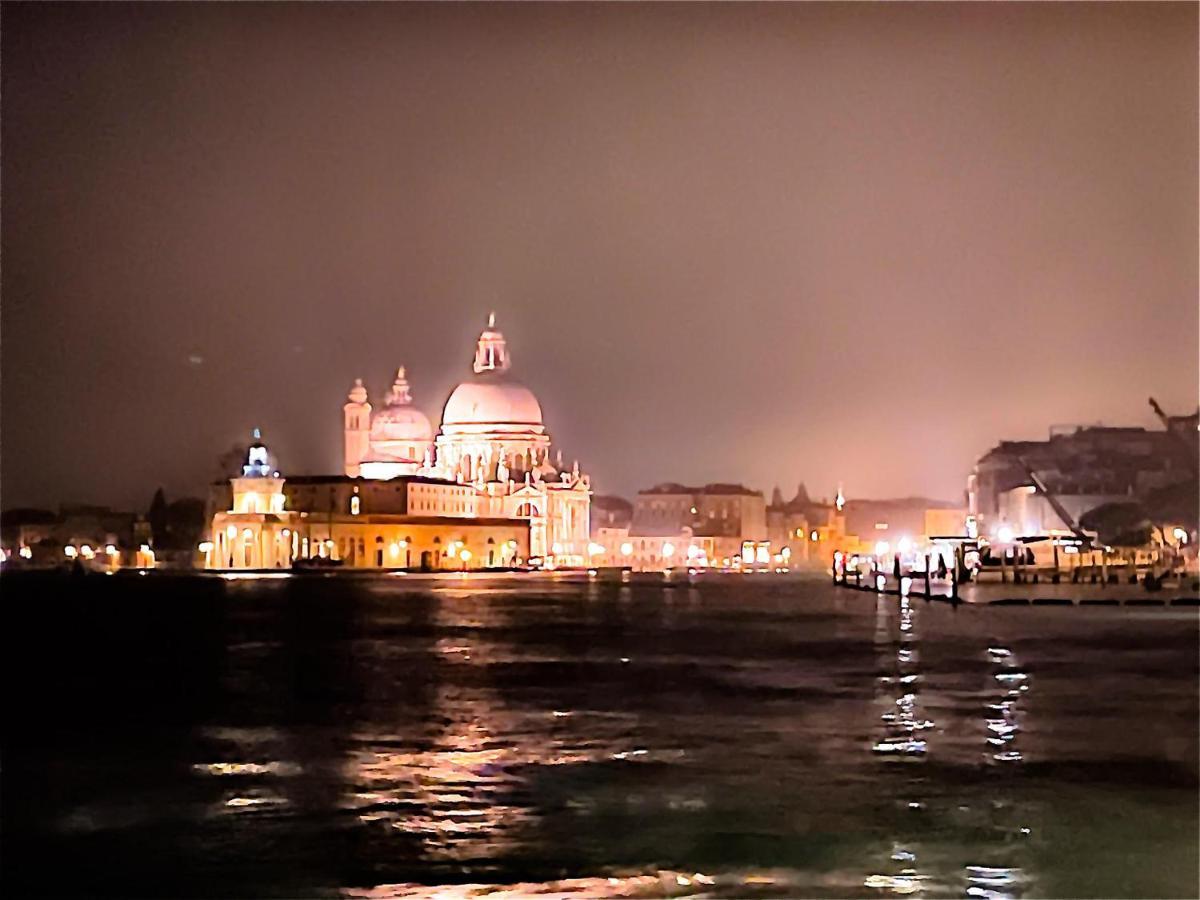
[516, 502, 539, 517]
[350, 496, 361, 515]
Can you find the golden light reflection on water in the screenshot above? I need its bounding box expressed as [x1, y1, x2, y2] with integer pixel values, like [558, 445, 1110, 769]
[342, 680, 538, 862]
[162, 581, 1195, 899]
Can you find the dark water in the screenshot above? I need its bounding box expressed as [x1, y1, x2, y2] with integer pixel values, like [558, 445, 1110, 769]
[2, 572, 1197, 898]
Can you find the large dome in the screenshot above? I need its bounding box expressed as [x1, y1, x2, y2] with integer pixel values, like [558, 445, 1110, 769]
[442, 371, 543, 428]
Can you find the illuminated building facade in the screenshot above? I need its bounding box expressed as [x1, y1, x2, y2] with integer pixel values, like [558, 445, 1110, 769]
[206, 435, 529, 570]
[342, 314, 591, 566]
[766, 483, 846, 568]
[590, 483, 768, 571]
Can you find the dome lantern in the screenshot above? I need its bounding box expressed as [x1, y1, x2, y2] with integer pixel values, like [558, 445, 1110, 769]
[472, 311, 510, 374]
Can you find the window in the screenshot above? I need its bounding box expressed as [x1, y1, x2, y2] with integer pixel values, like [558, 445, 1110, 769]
[350, 496, 361, 515]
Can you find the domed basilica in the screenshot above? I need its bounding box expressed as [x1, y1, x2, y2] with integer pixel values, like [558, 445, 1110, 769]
[342, 314, 591, 564]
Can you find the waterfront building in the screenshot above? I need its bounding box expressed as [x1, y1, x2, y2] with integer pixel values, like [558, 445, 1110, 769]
[0, 504, 154, 569]
[842, 497, 964, 550]
[590, 483, 767, 570]
[206, 434, 529, 570]
[766, 483, 847, 569]
[207, 314, 587, 570]
[589, 495, 633, 565]
[968, 416, 1197, 537]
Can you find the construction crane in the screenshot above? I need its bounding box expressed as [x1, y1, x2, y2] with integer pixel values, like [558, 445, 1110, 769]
[1148, 397, 1199, 475]
[1013, 454, 1092, 544]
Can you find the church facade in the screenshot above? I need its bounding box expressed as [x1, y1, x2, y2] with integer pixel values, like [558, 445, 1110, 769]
[338, 315, 591, 566]
[205, 316, 590, 570]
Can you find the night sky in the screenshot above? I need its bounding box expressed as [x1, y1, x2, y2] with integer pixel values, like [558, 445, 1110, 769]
[2, 2, 1196, 512]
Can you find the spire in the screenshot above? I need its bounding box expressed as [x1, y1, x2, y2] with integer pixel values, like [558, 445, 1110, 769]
[385, 367, 412, 406]
[793, 482, 811, 506]
[472, 313, 510, 373]
[770, 486, 784, 507]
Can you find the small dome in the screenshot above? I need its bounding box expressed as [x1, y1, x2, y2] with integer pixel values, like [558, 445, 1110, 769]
[442, 371, 543, 428]
[370, 368, 432, 442]
[371, 405, 433, 441]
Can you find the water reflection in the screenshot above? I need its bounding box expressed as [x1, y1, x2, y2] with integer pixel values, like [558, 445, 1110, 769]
[2, 573, 1195, 898]
[872, 595, 933, 756]
[342, 681, 538, 864]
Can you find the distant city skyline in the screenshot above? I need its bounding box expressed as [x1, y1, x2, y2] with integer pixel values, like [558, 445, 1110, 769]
[2, 2, 1196, 510]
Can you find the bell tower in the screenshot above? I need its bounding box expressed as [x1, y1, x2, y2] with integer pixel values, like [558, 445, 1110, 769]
[343, 378, 371, 476]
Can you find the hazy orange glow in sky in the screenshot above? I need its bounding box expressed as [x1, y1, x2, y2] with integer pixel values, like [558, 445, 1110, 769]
[2, 2, 1196, 509]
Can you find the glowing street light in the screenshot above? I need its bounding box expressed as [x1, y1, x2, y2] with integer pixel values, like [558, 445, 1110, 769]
[620, 542, 633, 556]
[662, 542, 675, 559]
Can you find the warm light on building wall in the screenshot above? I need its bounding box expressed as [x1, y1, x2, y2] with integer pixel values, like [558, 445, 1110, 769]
[350, 496, 361, 516]
[620, 542, 633, 556]
[662, 542, 675, 558]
